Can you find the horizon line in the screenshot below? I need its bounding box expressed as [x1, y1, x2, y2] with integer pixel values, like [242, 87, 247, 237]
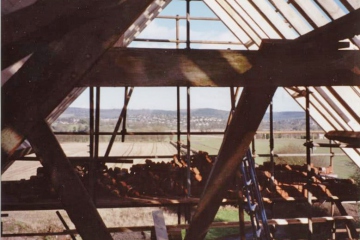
[65, 106, 304, 112]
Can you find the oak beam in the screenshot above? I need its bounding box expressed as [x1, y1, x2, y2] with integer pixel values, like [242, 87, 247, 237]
[27, 120, 112, 239]
[80, 48, 360, 87]
[185, 86, 277, 240]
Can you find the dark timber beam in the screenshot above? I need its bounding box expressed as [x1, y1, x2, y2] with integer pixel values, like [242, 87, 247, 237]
[1, 0, 112, 69]
[185, 86, 277, 240]
[27, 120, 112, 240]
[2, 0, 154, 162]
[297, 8, 360, 45]
[80, 48, 360, 87]
[1, 0, 154, 237]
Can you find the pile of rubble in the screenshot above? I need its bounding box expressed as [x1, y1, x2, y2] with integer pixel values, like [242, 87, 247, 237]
[256, 162, 358, 200]
[2, 151, 214, 201]
[92, 151, 214, 198]
[2, 152, 358, 201]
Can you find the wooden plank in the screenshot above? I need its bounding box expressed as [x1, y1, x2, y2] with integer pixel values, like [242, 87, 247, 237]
[236, 0, 281, 39]
[79, 48, 360, 87]
[294, 0, 330, 27]
[203, 0, 250, 46]
[316, 0, 347, 20]
[228, 0, 268, 40]
[271, 0, 312, 35]
[252, 0, 298, 39]
[325, 131, 360, 144]
[152, 210, 169, 240]
[185, 86, 277, 240]
[347, 0, 360, 10]
[218, 0, 262, 45]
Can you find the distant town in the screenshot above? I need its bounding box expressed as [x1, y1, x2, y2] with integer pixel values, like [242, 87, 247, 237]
[52, 107, 322, 136]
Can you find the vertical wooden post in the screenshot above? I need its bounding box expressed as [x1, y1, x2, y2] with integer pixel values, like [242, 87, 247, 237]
[177, 87, 181, 162]
[121, 87, 128, 142]
[186, 86, 191, 198]
[305, 87, 313, 240]
[186, 0, 190, 49]
[89, 87, 96, 199]
[95, 87, 101, 160]
[176, 15, 180, 48]
[269, 100, 275, 181]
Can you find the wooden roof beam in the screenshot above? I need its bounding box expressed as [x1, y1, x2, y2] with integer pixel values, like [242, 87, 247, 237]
[185, 86, 277, 240]
[2, 0, 154, 158]
[1, 3, 155, 236]
[297, 8, 360, 46]
[80, 48, 360, 87]
[2, 0, 93, 69]
[2, 0, 157, 70]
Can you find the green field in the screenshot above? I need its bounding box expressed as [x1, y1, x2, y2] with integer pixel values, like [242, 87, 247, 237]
[181, 207, 248, 240]
[184, 136, 356, 178]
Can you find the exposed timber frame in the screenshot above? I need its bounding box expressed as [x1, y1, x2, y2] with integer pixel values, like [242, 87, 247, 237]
[2, 0, 155, 167]
[185, 86, 277, 239]
[2, 2, 360, 240]
[1, 0, 155, 238]
[27, 120, 112, 239]
[79, 48, 360, 87]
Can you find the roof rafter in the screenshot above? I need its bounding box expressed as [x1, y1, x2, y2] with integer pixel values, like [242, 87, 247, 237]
[1, 2, 155, 238]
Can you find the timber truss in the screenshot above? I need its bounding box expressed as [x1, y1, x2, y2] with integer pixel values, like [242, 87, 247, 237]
[2, 0, 360, 239]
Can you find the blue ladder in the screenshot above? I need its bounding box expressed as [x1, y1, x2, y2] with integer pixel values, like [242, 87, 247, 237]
[239, 149, 271, 239]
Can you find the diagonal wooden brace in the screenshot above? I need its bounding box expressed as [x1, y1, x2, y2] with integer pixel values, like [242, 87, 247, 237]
[27, 120, 112, 240]
[185, 86, 277, 240]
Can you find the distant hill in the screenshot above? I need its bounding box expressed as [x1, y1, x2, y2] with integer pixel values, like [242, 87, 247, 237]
[59, 107, 304, 121]
[263, 111, 305, 121]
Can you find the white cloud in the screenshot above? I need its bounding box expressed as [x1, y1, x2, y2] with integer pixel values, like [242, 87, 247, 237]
[129, 20, 245, 50]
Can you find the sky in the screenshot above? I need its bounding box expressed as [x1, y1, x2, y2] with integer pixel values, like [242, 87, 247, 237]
[70, 0, 303, 112]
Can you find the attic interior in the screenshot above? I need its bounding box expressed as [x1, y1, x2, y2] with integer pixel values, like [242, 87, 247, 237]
[1, 0, 360, 239]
